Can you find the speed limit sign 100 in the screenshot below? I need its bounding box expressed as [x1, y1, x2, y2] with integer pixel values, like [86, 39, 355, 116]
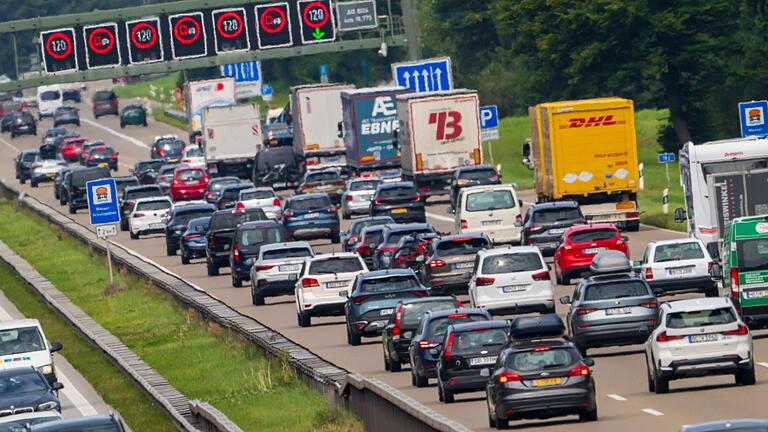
[40, 28, 79, 74]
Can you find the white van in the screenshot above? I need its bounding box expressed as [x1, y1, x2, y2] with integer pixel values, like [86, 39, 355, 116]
[37, 85, 63, 118]
[0, 319, 62, 383]
[455, 184, 523, 244]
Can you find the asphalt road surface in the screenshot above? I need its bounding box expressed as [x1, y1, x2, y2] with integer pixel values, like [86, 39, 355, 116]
[1, 85, 766, 430]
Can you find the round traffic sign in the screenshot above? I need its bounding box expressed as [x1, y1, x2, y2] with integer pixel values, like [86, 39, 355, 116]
[303, 1, 330, 28]
[130, 22, 158, 49]
[260, 6, 287, 34]
[45, 32, 73, 60]
[88, 27, 115, 55]
[216, 11, 244, 39]
[173, 16, 202, 45]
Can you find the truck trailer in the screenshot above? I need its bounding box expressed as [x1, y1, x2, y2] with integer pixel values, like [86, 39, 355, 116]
[201, 104, 262, 178]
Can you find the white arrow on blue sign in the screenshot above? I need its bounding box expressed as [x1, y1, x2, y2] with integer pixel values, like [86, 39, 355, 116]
[392, 57, 453, 93]
[220, 61, 261, 83]
[658, 153, 676, 163]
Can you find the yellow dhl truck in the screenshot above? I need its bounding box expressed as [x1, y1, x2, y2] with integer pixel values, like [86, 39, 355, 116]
[525, 97, 640, 230]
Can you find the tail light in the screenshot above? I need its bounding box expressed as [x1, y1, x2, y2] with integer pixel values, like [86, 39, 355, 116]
[233, 244, 239, 262]
[498, 371, 523, 384]
[357, 245, 374, 255]
[626, 212, 640, 219]
[429, 259, 445, 268]
[283, 210, 293, 219]
[182, 159, 191, 164]
[489, 175, 499, 182]
[531, 271, 550, 281]
[568, 365, 591, 377]
[87, 156, 94, 161]
[327, 207, 336, 214]
[460, 219, 468, 230]
[617, 237, 625, 245]
[158, 149, 164, 157]
[418, 186, 429, 193]
[730, 267, 740, 298]
[640, 300, 658, 309]
[443, 332, 455, 361]
[656, 331, 683, 342]
[516, 214, 522, 224]
[133, 212, 145, 218]
[724, 324, 748, 335]
[409, 290, 427, 298]
[273, 198, 280, 206]
[526, 225, 544, 233]
[645, 267, 654, 280]
[351, 294, 370, 305]
[575, 307, 596, 316]
[301, 278, 319, 288]
[708, 261, 714, 274]
[475, 277, 495, 286]
[392, 304, 404, 337]
[418, 340, 438, 350]
[413, 195, 421, 202]
[373, 198, 382, 205]
[182, 234, 201, 241]
[299, 184, 308, 191]
[111, 154, 118, 159]
[206, 192, 213, 200]
[236, 202, 245, 210]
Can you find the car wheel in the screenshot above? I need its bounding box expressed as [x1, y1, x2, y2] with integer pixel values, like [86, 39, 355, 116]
[495, 418, 509, 430]
[166, 243, 176, 256]
[18, 177, 24, 184]
[331, 232, 341, 244]
[579, 406, 598, 422]
[654, 370, 669, 394]
[120, 122, 125, 129]
[736, 366, 756, 385]
[59, 196, 66, 206]
[120, 220, 128, 231]
[251, 290, 265, 306]
[31, 181, 37, 188]
[181, 252, 190, 265]
[646, 356, 656, 392]
[348, 327, 361, 346]
[626, 221, 640, 232]
[207, 261, 220, 277]
[440, 382, 454, 403]
[142, 120, 148, 127]
[342, 210, 350, 220]
[384, 355, 391, 371]
[68, 206, 76, 215]
[705, 285, 719, 298]
[390, 358, 401, 372]
[297, 311, 311, 328]
[413, 368, 427, 388]
[129, 231, 138, 240]
[232, 274, 243, 288]
[561, 270, 571, 286]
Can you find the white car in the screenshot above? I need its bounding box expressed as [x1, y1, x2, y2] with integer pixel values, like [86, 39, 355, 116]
[341, 178, 382, 219]
[469, 246, 555, 315]
[645, 297, 754, 394]
[0, 411, 63, 429]
[0, 319, 62, 384]
[181, 146, 206, 168]
[455, 184, 523, 244]
[638, 238, 718, 297]
[36, 85, 63, 118]
[30, 159, 67, 188]
[295, 253, 368, 327]
[237, 187, 282, 220]
[128, 197, 172, 239]
[250, 242, 314, 305]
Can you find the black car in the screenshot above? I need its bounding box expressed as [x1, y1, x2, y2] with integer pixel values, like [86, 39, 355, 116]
[408, 308, 492, 387]
[156, 164, 181, 195]
[113, 176, 140, 200]
[370, 182, 426, 223]
[216, 183, 255, 210]
[436, 320, 510, 403]
[53, 166, 77, 201]
[31, 413, 127, 432]
[1, 112, 20, 133]
[0, 367, 63, 414]
[67, 167, 111, 214]
[252, 146, 302, 190]
[341, 216, 395, 252]
[205, 176, 240, 204]
[420, 234, 492, 295]
[450, 164, 501, 209]
[14, 149, 39, 184]
[61, 87, 81, 103]
[205, 208, 267, 276]
[486, 315, 597, 428]
[119, 185, 164, 231]
[521, 202, 585, 256]
[131, 159, 166, 185]
[356, 225, 388, 268]
[164, 203, 216, 256]
[43, 127, 67, 139]
[229, 221, 289, 287]
[151, 137, 185, 163]
[180, 216, 211, 265]
[78, 140, 104, 165]
[373, 223, 437, 270]
[52, 105, 80, 128]
[382, 296, 463, 372]
[84, 145, 119, 171]
[10, 111, 37, 138]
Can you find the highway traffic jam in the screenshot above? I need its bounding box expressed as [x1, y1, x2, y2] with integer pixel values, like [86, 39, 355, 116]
[1, 78, 767, 431]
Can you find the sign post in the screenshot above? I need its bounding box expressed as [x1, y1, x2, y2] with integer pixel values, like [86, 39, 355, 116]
[86, 178, 120, 286]
[658, 152, 676, 184]
[738, 100, 768, 138]
[663, 188, 669, 215]
[480, 105, 500, 164]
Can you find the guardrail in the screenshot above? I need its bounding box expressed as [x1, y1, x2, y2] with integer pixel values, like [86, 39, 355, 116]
[0, 181, 471, 432]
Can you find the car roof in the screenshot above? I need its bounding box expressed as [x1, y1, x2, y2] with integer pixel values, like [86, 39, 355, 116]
[134, 197, 171, 204]
[450, 320, 509, 333]
[565, 223, 617, 233]
[306, 168, 340, 175]
[385, 223, 433, 233]
[239, 220, 282, 229]
[172, 203, 214, 213]
[350, 177, 381, 183]
[649, 238, 704, 247]
[435, 234, 487, 243]
[0, 411, 61, 424]
[460, 183, 516, 193]
[530, 201, 579, 210]
[424, 308, 489, 321]
[582, 272, 644, 284]
[480, 245, 542, 257]
[506, 338, 573, 351]
[359, 269, 416, 279]
[0, 366, 39, 377]
[377, 181, 414, 189]
[175, 165, 204, 173]
[241, 187, 274, 194]
[309, 252, 359, 260]
[662, 297, 733, 312]
[187, 216, 210, 225]
[125, 185, 161, 192]
[352, 216, 392, 225]
[209, 176, 240, 183]
[400, 296, 457, 306]
[0, 319, 41, 331]
[680, 419, 768, 432]
[457, 164, 494, 172]
[31, 414, 122, 431]
[260, 241, 313, 252]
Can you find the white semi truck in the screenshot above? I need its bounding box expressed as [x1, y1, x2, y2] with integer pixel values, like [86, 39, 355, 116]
[201, 104, 262, 178]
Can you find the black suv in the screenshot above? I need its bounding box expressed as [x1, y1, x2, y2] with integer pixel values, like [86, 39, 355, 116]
[205, 208, 266, 276]
[206, 176, 240, 204]
[119, 185, 164, 231]
[229, 221, 288, 287]
[521, 201, 585, 256]
[14, 149, 39, 184]
[151, 137, 184, 163]
[31, 413, 127, 432]
[450, 164, 501, 209]
[131, 159, 166, 185]
[66, 166, 111, 214]
[252, 146, 302, 190]
[164, 203, 216, 255]
[216, 183, 255, 210]
[370, 182, 426, 223]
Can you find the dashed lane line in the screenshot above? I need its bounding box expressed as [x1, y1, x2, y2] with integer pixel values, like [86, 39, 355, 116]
[757, 362, 768, 368]
[642, 408, 664, 416]
[425, 211, 454, 223]
[606, 394, 627, 401]
[81, 118, 149, 149]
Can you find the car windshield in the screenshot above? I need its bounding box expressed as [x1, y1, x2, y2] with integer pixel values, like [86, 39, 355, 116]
[378, 187, 416, 199]
[173, 210, 212, 226]
[350, 180, 382, 191]
[0, 413, 62, 431]
[737, 238, 768, 272]
[22, 153, 38, 162]
[362, 229, 384, 246]
[2, 102, 21, 111]
[569, 229, 617, 244]
[161, 141, 184, 154]
[57, 106, 76, 113]
[306, 172, 340, 182]
[507, 347, 577, 372]
[71, 169, 109, 187]
[666, 307, 737, 329]
[0, 327, 45, 356]
[460, 168, 497, 181]
[654, 242, 705, 262]
[126, 188, 161, 200]
[427, 314, 487, 336]
[136, 201, 171, 212]
[401, 301, 458, 327]
[360, 275, 420, 293]
[0, 371, 47, 395]
[481, 253, 543, 274]
[40, 91, 60, 101]
[210, 179, 239, 191]
[240, 227, 285, 246]
[92, 148, 114, 157]
[583, 281, 649, 301]
[309, 257, 363, 274]
[223, 187, 250, 199]
[263, 247, 313, 260]
[532, 207, 582, 223]
[242, 190, 274, 200]
[388, 229, 434, 245]
[435, 238, 490, 257]
[137, 161, 165, 172]
[177, 170, 203, 182]
[289, 197, 331, 211]
[465, 190, 515, 212]
[454, 328, 508, 351]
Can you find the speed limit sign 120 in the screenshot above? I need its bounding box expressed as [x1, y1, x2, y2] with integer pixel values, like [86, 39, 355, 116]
[125, 17, 164, 65]
[40, 28, 79, 74]
[212, 8, 250, 53]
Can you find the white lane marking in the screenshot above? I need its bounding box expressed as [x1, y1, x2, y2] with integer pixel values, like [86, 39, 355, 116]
[642, 408, 664, 416]
[56, 370, 99, 416]
[81, 118, 149, 149]
[606, 393, 626, 401]
[425, 211, 454, 223]
[0, 135, 20, 152]
[757, 362, 768, 368]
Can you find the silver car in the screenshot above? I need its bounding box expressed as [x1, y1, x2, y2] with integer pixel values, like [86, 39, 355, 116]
[341, 178, 382, 219]
[249, 242, 314, 305]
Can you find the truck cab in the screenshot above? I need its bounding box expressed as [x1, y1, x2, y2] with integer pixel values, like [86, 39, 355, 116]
[723, 216, 768, 329]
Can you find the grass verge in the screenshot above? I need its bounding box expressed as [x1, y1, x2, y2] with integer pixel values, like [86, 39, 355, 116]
[151, 107, 187, 131]
[0, 199, 361, 432]
[0, 262, 174, 432]
[113, 73, 180, 104]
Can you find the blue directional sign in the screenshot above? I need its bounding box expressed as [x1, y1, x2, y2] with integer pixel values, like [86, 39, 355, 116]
[658, 153, 676, 163]
[86, 178, 120, 226]
[480, 106, 499, 130]
[739, 100, 768, 138]
[220, 60, 261, 83]
[392, 57, 453, 93]
[261, 84, 273, 96]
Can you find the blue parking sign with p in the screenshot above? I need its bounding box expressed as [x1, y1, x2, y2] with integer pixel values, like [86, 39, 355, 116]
[480, 106, 499, 130]
[86, 178, 120, 226]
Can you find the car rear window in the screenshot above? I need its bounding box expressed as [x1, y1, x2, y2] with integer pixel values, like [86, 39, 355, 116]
[736, 238, 768, 272]
[174, 210, 212, 226]
[289, 196, 331, 211]
[436, 238, 490, 257]
[309, 257, 363, 274]
[569, 228, 617, 244]
[240, 227, 286, 246]
[40, 90, 60, 101]
[427, 313, 487, 336]
[92, 148, 114, 157]
[210, 210, 265, 230]
[459, 168, 497, 181]
[387, 229, 434, 245]
[351, 219, 390, 237]
[666, 307, 737, 329]
[242, 190, 275, 200]
[136, 200, 171, 211]
[126, 188, 162, 200]
[453, 328, 508, 351]
[654, 242, 705, 262]
[210, 179, 239, 191]
[506, 347, 577, 372]
[263, 247, 313, 260]
[94, 91, 115, 101]
[360, 275, 420, 293]
[22, 153, 38, 162]
[532, 207, 582, 223]
[178, 169, 204, 182]
[481, 253, 543, 274]
[306, 171, 340, 182]
[362, 229, 384, 246]
[161, 141, 184, 154]
[137, 160, 165, 172]
[378, 186, 416, 199]
[401, 301, 458, 327]
[350, 180, 382, 191]
[187, 218, 210, 233]
[465, 190, 515, 212]
[185, 147, 202, 157]
[583, 281, 650, 301]
[71, 168, 109, 187]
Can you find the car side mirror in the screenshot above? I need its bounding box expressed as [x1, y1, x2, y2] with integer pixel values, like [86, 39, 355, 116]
[622, 236, 629, 242]
[673, 208, 686, 224]
[711, 263, 723, 280]
[339, 231, 346, 237]
[51, 382, 64, 391]
[547, 264, 552, 271]
[49, 342, 62, 353]
[559, 295, 571, 305]
[339, 290, 349, 298]
[583, 358, 595, 367]
[518, 199, 523, 207]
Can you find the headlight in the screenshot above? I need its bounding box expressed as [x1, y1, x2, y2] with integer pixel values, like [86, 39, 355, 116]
[37, 401, 57, 411]
[40, 364, 53, 376]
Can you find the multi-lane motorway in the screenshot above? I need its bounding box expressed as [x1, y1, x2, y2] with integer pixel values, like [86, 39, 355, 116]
[1, 86, 767, 431]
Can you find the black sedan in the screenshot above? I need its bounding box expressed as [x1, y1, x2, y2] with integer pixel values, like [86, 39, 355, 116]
[0, 367, 63, 414]
[520, 201, 585, 256]
[131, 159, 166, 185]
[370, 182, 426, 223]
[10, 111, 37, 138]
[164, 203, 216, 256]
[14, 149, 39, 184]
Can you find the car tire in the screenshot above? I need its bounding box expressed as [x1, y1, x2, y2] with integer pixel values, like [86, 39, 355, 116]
[347, 325, 361, 346]
[626, 221, 640, 232]
[736, 366, 756, 385]
[342, 210, 350, 220]
[129, 231, 138, 240]
[390, 359, 401, 372]
[413, 368, 427, 388]
[181, 252, 190, 265]
[120, 220, 128, 231]
[31, 181, 37, 188]
[646, 356, 656, 392]
[251, 291, 265, 306]
[331, 232, 341, 244]
[654, 371, 669, 394]
[18, 177, 24, 184]
[207, 261, 220, 277]
[297, 312, 311, 328]
[705, 285, 719, 298]
[120, 122, 125, 129]
[59, 196, 66, 206]
[232, 275, 243, 288]
[142, 120, 148, 127]
[561, 271, 571, 286]
[495, 418, 509, 430]
[166, 243, 176, 256]
[439, 382, 455, 403]
[579, 406, 598, 422]
[68, 206, 76, 215]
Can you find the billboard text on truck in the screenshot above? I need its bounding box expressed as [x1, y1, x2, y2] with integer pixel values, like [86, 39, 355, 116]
[345, 92, 402, 168]
[186, 78, 236, 132]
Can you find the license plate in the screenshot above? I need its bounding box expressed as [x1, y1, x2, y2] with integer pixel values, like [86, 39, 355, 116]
[454, 262, 474, 269]
[469, 356, 497, 366]
[46, 172, 55, 177]
[279, 264, 301, 272]
[273, 182, 287, 188]
[606, 307, 631, 315]
[317, 184, 332, 190]
[746, 290, 768, 299]
[667, 267, 694, 276]
[379, 308, 395, 316]
[98, 162, 108, 167]
[689, 334, 719, 343]
[542, 242, 559, 249]
[149, 223, 164, 229]
[324, 156, 341, 163]
[533, 377, 562, 387]
[502, 285, 528, 293]
[482, 220, 502, 226]
[584, 247, 605, 255]
[303, 213, 319, 219]
[392, 208, 407, 214]
[326, 280, 348, 289]
[548, 228, 565, 235]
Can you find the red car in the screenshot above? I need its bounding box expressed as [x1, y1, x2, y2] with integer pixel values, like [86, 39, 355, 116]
[60, 136, 88, 163]
[170, 167, 209, 202]
[553, 223, 629, 285]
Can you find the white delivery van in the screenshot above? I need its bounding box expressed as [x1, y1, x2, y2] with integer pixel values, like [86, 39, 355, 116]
[455, 184, 523, 244]
[0, 319, 62, 383]
[36, 85, 63, 119]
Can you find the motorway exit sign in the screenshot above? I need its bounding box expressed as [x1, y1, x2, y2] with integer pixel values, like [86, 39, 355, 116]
[298, 0, 336, 45]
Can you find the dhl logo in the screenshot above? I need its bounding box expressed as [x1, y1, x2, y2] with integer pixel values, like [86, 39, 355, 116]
[560, 115, 626, 129]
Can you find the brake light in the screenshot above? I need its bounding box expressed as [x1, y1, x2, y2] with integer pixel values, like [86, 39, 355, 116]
[533, 346, 550, 352]
[392, 304, 403, 337]
[346, 195, 354, 201]
[526, 225, 544, 233]
[409, 290, 427, 298]
[111, 154, 118, 159]
[429, 260, 445, 268]
[182, 234, 201, 241]
[413, 195, 421, 202]
[182, 159, 191, 164]
[516, 214, 522, 224]
[418, 186, 430, 193]
[656, 331, 683, 342]
[357, 245, 374, 255]
[283, 210, 293, 219]
[299, 184, 308, 191]
[475, 277, 495, 286]
[708, 261, 714, 274]
[498, 371, 523, 384]
[531, 271, 550, 281]
[87, 155, 94, 161]
[133, 212, 145, 218]
[373, 198, 382, 205]
[327, 207, 336, 214]
[575, 307, 596, 316]
[454, 298, 463, 307]
[724, 324, 748, 336]
[730, 267, 740, 298]
[489, 175, 499, 182]
[233, 244, 239, 262]
[301, 278, 319, 288]
[645, 267, 654, 280]
[640, 300, 658, 309]
[443, 332, 455, 361]
[447, 313, 468, 319]
[568, 365, 591, 377]
[460, 219, 468, 230]
[273, 198, 280, 206]
[418, 340, 438, 350]
[352, 295, 370, 305]
[236, 202, 245, 210]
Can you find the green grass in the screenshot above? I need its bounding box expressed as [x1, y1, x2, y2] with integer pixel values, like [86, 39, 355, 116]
[151, 107, 187, 131]
[113, 73, 181, 104]
[0, 262, 174, 432]
[0, 199, 361, 432]
[484, 109, 685, 231]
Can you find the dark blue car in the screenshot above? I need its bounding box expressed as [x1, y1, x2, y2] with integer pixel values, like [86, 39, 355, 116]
[283, 193, 341, 244]
[180, 216, 210, 265]
[164, 203, 216, 256]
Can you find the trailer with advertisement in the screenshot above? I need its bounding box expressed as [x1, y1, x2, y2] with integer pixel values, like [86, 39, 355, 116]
[184, 77, 236, 141]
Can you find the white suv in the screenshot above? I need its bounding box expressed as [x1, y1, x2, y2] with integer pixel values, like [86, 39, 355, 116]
[295, 253, 368, 327]
[638, 238, 718, 297]
[645, 297, 754, 394]
[249, 242, 314, 305]
[128, 197, 172, 239]
[469, 246, 555, 315]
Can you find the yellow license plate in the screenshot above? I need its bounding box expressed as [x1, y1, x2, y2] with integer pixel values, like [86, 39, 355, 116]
[46, 173, 55, 177]
[98, 162, 108, 167]
[392, 208, 407, 214]
[616, 201, 635, 210]
[533, 377, 562, 387]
